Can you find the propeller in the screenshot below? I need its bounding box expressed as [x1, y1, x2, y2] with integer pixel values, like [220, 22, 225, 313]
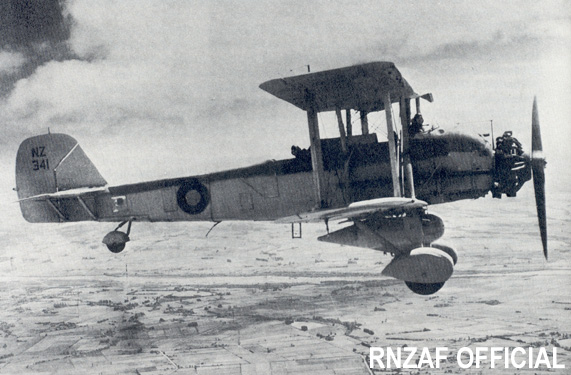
[531, 97, 547, 259]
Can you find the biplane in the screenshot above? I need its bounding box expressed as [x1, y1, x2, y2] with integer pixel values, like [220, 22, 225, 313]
[15, 62, 547, 295]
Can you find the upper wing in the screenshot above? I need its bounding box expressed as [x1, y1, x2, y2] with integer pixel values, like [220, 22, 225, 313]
[259, 61, 418, 113]
[275, 197, 427, 224]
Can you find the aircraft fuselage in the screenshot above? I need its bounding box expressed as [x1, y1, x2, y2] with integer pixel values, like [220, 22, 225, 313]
[74, 132, 496, 223]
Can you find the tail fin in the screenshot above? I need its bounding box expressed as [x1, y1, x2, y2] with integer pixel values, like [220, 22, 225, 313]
[15, 133, 106, 222]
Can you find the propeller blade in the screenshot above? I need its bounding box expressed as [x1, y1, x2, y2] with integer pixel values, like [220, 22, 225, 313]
[532, 160, 547, 259]
[532, 97, 543, 153]
[531, 97, 547, 259]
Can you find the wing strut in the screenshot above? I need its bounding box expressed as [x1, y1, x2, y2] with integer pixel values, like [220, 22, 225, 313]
[400, 97, 416, 198]
[335, 107, 348, 153]
[346, 110, 352, 138]
[45, 199, 67, 221]
[306, 92, 327, 208]
[77, 196, 97, 220]
[360, 111, 369, 135]
[383, 93, 401, 197]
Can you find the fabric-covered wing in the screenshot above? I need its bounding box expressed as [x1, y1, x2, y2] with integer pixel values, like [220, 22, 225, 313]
[259, 61, 417, 113]
[275, 197, 427, 224]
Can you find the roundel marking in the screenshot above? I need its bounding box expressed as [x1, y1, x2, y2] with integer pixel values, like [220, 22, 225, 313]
[176, 179, 210, 215]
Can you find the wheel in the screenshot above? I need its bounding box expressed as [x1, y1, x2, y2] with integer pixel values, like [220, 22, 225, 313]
[107, 243, 126, 253]
[405, 281, 445, 295]
[102, 230, 129, 253]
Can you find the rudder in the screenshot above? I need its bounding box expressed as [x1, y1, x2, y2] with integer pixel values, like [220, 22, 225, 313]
[15, 133, 106, 222]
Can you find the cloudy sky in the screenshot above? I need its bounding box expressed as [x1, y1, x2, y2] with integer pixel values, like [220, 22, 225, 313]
[1, 0, 569, 190]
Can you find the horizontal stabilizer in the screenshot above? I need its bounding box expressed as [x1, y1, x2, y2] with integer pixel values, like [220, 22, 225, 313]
[17, 186, 108, 202]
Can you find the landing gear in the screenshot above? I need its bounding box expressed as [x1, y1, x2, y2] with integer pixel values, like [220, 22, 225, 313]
[102, 220, 132, 253]
[405, 281, 445, 295]
[382, 247, 455, 295]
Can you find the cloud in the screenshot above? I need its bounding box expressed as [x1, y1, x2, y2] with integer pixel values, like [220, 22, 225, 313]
[0, 51, 25, 74]
[404, 17, 570, 65]
[0, 0, 74, 96]
[2, 2, 230, 133]
[0, 0, 569, 183]
[0, 0, 69, 48]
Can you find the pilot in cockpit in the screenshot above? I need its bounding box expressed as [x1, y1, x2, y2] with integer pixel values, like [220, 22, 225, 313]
[410, 114, 424, 136]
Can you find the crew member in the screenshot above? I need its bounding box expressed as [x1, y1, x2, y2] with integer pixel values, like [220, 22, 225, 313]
[291, 145, 310, 162]
[496, 131, 523, 156]
[409, 114, 424, 136]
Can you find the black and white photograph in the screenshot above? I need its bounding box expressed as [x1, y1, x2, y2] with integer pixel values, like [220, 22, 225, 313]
[1, 1, 569, 373]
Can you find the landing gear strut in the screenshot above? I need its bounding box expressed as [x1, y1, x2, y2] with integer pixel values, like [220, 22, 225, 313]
[102, 220, 132, 253]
